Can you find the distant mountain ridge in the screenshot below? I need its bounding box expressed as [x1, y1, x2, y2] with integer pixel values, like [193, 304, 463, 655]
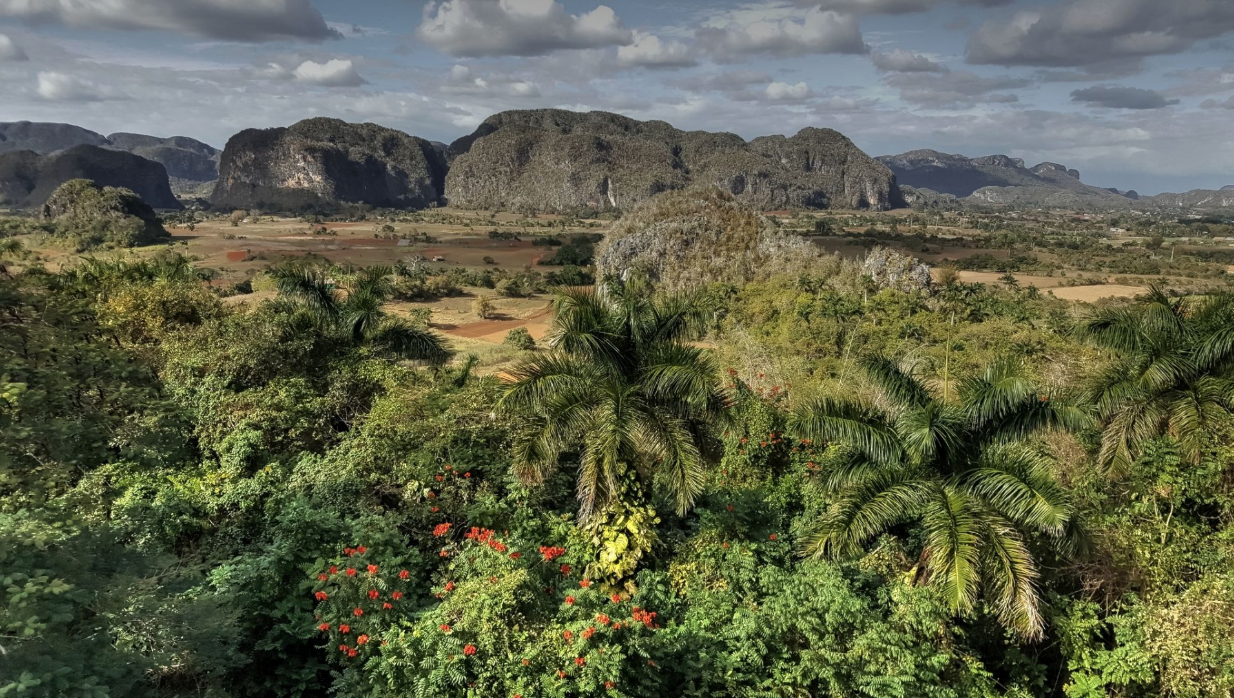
[879, 148, 1234, 211]
[0, 121, 220, 188]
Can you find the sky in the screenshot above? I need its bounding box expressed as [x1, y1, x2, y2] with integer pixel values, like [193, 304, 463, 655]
[0, 0, 1232, 195]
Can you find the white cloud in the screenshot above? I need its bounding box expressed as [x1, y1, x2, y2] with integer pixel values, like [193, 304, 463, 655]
[36, 71, 128, 101]
[415, 0, 632, 58]
[0, 0, 340, 42]
[765, 81, 814, 101]
[871, 48, 948, 73]
[696, 7, 867, 61]
[442, 64, 541, 98]
[292, 59, 367, 87]
[616, 31, 695, 69]
[0, 32, 27, 61]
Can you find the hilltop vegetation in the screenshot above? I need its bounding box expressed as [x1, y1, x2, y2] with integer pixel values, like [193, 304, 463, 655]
[2, 191, 1234, 697]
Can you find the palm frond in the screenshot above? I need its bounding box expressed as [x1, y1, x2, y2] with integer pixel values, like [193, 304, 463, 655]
[895, 401, 963, 465]
[921, 487, 982, 617]
[963, 445, 1072, 536]
[802, 468, 931, 558]
[792, 397, 902, 465]
[367, 318, 452, 364]
[860, 354, 932, 409]
[978, 512, 1043, 640]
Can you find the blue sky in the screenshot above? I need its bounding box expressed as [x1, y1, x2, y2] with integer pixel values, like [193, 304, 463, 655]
[1, 0, 1232, 194]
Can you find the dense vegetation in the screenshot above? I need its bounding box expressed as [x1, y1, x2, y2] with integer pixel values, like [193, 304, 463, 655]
[3, 196, 1234, 697]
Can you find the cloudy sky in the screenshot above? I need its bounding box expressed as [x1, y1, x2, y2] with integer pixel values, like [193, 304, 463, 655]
[0, 0, 1232, 194]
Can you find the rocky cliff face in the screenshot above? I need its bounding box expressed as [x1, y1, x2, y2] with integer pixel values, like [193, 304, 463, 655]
[0, 145, 181, 209]
[446, 109, 900, 212]
[210, 118, 448, 212]
[877, 149, 1127, 206]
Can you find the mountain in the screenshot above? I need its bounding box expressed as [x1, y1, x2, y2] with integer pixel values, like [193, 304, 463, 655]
[105, 132, 220, 186]
[446, 109, 900, 213]
[210, 118, 449, 212]
[1140, 189, 1234, 210]
[0, 121, 219, 197]
[0, 145, 182, 209]
[876, 149, 1128, 207]
[0, 121, 109, 155]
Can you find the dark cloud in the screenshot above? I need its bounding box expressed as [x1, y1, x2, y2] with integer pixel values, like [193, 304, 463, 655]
[0, 0, 341, 42]
[967, 0, 1234, 67]
[871, 48, 948, 72]
[885, 70, 1031, 108]
[415, 0, 632, 58]
[696, 7, 867, 61]
[1034, 59, 1145, 83]
[1070, 85, 1179, 109]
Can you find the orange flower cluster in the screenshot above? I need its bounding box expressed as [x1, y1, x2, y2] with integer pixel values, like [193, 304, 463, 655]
[539, 545, 566, 562]
[465, 527, 510, 553]
[631, 607, 658, 629]
[433, 522, 452, 537]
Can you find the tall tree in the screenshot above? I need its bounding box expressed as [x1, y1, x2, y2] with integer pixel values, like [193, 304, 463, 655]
[499, 278, 728, 580]
[1077, 287, 1234, 472]
[791, 355, 1084, 639]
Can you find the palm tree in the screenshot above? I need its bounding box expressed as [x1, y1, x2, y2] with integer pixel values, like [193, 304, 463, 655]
[498, 278, 727, 576]
[791, 355, 1084, 639]
[269, 262, 450, 365]
[1076, 286, 1234, 472]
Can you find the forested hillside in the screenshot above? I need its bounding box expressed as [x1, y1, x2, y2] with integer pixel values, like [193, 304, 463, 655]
[2, 192, 1232, 697]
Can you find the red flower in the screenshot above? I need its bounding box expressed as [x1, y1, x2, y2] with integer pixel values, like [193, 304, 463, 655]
[539, 545, 566, 562]
[318, 623, 330, 632]
[329, 565, 338, 574]
[339, 644, 349, 652]
[367, 564, 378, 575]
[357, 546, 367, 554]
[430, 506, 439, 513]
[581, 626, 595, 639]
[392, 591, 403, 600]
[428, 491, 436, 499]
[439, 550, 450, 558]
[769, 534, 778, 541]
[563, 630, 573, 641]
[382, 602, 393, 610]
[339, 624, 350, 634]
[557, 671, 566, 679]
[596, 614, 610, 625]
[605, 681, 615, 690]
[445, 581, 455, 592]
[510, 552, 522, 560]
[346, 568, 357, 577]
[399, 569, 410, 580]
[318, 573, 328, 581]
[575, 657, 586, 667]
[315, 591, 328, 601]
[440, 624, 451, 633]
[610, 594, 622, 603]
[347, 649, 358, 658]
[356, 634, 369, 645]
[463, 644, 477, 656]
[464, 472, 471, 478]
[353, 607, 364, 617]
[579, 579, 591, 588]
[435, 475, 443, 482]
[344, 547, 355, 556]
[560, 564, 572, 576]
[368, 589, 380, 599]
[433, 523, 452, 537]
[565, 596, 575, 605]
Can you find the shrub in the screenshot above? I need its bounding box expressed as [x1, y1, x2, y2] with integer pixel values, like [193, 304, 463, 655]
[503, 327, 536, 351]
[472, 295, 495, 320]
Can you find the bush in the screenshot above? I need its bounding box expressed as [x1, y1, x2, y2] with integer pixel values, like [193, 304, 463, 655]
[472, 295, 495, 320]
[503, 327, 536, 351]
